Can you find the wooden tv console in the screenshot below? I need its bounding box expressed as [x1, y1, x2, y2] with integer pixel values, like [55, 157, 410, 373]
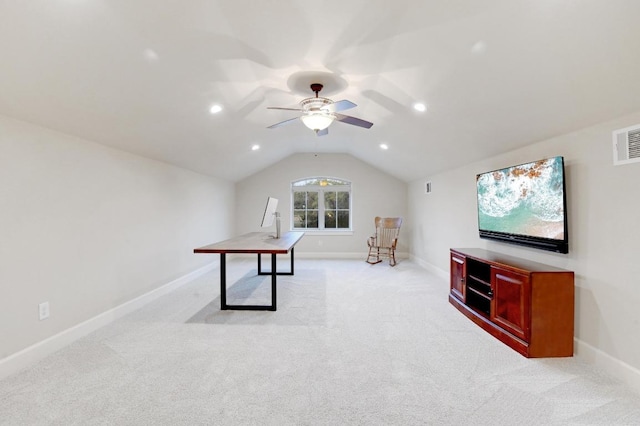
[449, 248, 575, 358]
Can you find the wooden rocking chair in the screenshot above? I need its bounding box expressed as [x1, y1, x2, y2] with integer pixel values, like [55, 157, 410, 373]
[366, 217, 403, 266]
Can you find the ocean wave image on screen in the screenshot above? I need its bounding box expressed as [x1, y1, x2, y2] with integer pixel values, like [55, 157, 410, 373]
[477, 157, 565, 240]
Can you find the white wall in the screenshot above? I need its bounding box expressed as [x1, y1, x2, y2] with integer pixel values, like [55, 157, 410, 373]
[235, 153, 408, 256]
[408, 110, 640, 390]
[0, 115, 235, 361]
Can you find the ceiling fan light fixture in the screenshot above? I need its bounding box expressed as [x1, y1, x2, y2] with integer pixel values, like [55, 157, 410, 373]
[300, 113, 334, 131]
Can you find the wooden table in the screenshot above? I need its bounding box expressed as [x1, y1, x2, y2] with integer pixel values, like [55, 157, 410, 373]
[194, 231, 305, 311]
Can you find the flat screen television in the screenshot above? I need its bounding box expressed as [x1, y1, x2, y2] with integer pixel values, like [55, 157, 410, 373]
[476, 156, 568, 253]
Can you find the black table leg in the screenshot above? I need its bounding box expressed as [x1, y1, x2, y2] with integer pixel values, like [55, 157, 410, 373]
[220, 253, 227, 310]
[271, 253, 277, 311]
[290, 247, 294, 275]
[221, 252, 279, 311]
[221, 248, 298, 311]
[257, 250, 295, 276]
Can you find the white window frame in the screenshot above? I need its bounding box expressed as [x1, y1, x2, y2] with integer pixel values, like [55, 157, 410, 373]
[290, 177, 353, 235]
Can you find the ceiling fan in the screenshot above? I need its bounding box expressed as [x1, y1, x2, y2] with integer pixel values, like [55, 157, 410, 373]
[267, 83, 373, 136]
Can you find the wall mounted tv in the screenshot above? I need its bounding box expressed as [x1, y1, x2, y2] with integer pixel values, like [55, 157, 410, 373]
[476, 156, 568, 253]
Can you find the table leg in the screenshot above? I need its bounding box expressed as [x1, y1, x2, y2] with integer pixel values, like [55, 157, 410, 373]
[290, 247, 294, 275]
[220, 253, 227, 310]
[271, 253, 277, 311]
[257, 251, 295, 276]
[221, 252, 277, 311]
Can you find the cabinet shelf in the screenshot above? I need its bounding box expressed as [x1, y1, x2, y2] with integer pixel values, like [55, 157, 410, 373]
[449, 248, 575, 358]
[467, 286, 491, 300]
[466, 275, 492, 299]
[468, 274, 490, 288]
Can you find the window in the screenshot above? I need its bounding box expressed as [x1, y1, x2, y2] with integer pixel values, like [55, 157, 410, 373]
[292, 177, 351, 232]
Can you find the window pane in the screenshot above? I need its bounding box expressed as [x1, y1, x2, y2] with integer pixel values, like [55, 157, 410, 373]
[325, 211, 336, 228]
[337, 211, 349, 228]
[325, 192, 336, 209]
[307, 211, 318, 228]
[293, 192, 306, 209]
[307, 192, 318, 209]
[293, 211, 305, 228]
[337, 192, 349, 209]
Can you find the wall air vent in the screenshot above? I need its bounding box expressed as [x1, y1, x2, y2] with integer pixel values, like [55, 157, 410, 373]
[613, 124, 640, 166]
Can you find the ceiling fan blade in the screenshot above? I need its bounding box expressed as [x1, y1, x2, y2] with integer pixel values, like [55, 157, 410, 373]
[267, 106, 303, 111]
[334, 113, 374, 129]
[321, 100, 356, 113]
[316, 128, 329, 137]
[267, 116, 300, 129]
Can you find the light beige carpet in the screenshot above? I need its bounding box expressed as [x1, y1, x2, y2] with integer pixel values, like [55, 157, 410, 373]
[1, 258, 639, 425]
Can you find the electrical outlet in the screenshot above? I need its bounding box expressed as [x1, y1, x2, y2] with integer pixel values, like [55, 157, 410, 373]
[39, 302, 50, 320]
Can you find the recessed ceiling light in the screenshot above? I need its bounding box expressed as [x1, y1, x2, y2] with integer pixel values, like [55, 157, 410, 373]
[251, 144, 260, 151]
[209, 104, 223, 114]
[379, 143, 389, 150]
[143, 48, 159, 62]
[413, 103, 427, 112]
[471, 41, 487, 54]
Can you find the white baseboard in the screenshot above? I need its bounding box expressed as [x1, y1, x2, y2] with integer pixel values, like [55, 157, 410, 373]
[228, 251, 411, 261]
[0, 261, 216, 381]
[289, 252, 365, 260]
[295, 251, 410, 260]
[574, 338, 640, 395]
[410, 254, 449, 281]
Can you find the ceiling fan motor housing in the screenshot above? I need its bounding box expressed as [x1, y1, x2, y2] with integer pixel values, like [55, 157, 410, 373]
[302, 83, 334, 112]
[300, 97, 334, 112]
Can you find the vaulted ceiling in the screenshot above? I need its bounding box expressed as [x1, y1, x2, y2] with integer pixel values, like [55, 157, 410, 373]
[2, 1, 640, 182]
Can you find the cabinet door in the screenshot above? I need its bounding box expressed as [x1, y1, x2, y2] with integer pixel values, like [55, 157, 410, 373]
[491, 268, 530, 341]
[450, 253, 465, 301]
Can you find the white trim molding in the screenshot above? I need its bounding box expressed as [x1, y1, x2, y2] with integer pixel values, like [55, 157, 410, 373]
[410, 254, 449, 281]
[295, 251, 410, 260]
[574, 339, 640, 396]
